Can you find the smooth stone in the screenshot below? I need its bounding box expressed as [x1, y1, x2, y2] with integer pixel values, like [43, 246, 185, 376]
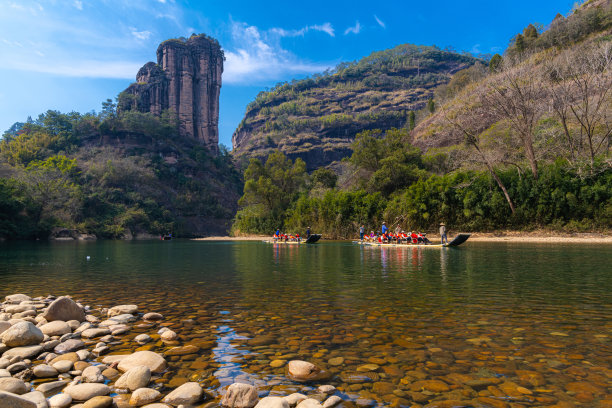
[327, 357, 344, 366]
[52, 360, 73, 373]
[0, 377, 28, 394]
[130, 388, 162, 406]
[36, 380, 69, 393]
[106, 314, 136, 324]
[283, 393, 307, 407]
[5, 294, 32, 304]
[318, 385, 335, 395]
[160, 331, 178, 342]
[53, 339, 85, 355]
[8, 361, 29, 374]
[82, 395, 113, 408]
[66, 320, 81, 331]
[1, 322, 44, 347]
[0, 321, 11, 335]
[270, 359, 286, 368]
[255, 396, 290, 408]
[142, 313, 163, 321]
[64, 383, 110, 401]
[296, 399, 323, 408]
[74, 361, 91, 372]
[4, 305, 36, 314]
[221, 383, 259, 408]
[134, 334, 151, 345]
[165, 345, 199, 356]
[21, 390, 48, 408]
[33, 364, 58, 378]
[101, 355, 128, 365]
[107, 305, 138, 317]
[162, 382, 203, 405]
[82, 366, 104, 383]
[287, 360, 330, 382]
[0, 390, 38, 408]
[42, 340, 60, 352]
[101, 367, 120, 380]
[50, 352, 79, 364]
[0, 368, 10, 377]
[48, 393, 72, 408]
[3, 345, 43, 359]
[114, 365, 151, 392]
[110, 325, 130, 336]
[40, 321, 71, 337]
[76, 350, 90, 361]
[81, 328, 111, 339]
[0, 357, 9, 369]
[139, 405, 170, 408]
[74, 323, 92, 334]
[42, 297, 86, 323]
[322, 397, 341, 408]
[117, 351, 167, 373]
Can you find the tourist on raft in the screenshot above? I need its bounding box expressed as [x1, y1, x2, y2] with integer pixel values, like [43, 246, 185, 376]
[440, 222, 448, 244]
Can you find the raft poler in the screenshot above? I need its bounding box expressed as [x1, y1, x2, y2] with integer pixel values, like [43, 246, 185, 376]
[381, 222, 388, 235]
[306, 227, 311, 239]
[440, 222, 448, 244]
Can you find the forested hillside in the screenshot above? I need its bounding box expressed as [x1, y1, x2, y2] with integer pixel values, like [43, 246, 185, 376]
[0, 106, 241, 240]
[232, 45, 479, 170]
[232, 0, 612, 238]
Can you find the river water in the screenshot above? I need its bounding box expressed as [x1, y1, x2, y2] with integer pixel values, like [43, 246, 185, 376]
[1, 240, 611, 407]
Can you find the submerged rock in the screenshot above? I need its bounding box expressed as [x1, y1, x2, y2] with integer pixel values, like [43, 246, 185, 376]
[287, 360, 330, 382]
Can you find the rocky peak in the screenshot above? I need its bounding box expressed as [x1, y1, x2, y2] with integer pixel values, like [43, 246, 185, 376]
[120, 34, 223, 153]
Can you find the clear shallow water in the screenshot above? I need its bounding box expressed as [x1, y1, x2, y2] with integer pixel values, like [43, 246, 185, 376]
[1, 240, 611, 407]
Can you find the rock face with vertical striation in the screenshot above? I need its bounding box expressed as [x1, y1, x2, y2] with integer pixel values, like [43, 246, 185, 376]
[120, 34, 223, 153]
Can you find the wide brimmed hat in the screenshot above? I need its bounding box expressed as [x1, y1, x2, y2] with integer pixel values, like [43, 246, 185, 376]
[440, 222, 445, 226]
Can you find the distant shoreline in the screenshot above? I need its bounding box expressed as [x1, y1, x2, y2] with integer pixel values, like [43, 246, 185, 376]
[194, 232, 612, 244]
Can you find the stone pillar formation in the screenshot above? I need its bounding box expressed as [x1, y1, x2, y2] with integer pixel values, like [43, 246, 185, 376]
[120, 34, 223, 153]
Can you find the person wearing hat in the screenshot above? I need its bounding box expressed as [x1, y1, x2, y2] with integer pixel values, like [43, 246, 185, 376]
[381, 222, 388, 235]
[306, 227, 311, 239]
[439, 222, 448, 244]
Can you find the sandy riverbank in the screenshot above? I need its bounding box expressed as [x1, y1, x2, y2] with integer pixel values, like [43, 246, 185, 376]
[193, 232, 612, 244]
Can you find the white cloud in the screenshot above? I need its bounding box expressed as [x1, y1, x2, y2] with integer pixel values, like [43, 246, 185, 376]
[344, 21, 361, 35]
[224, 21, 331, 84]
[6, 59, 141, 79]
[34, 50, 44, 57]
[131, 29, 152, 41]
[269, 22, 334, 38]
[470, 44, 481, 54]
[74, 1, 83, 11]
[374, 15, 385, 29]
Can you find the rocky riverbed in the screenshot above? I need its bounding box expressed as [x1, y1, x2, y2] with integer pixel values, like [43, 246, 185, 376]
[0, 293, 348, 408]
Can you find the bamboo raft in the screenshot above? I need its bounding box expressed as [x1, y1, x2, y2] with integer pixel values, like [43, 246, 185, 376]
[354, 233, 471, 248]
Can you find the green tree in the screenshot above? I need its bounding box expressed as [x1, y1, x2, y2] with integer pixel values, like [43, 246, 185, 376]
[489, 54, 503, 73]
[408, 111, 416, 130]
[523, 24, 539, 39]
[311, 168, 338, 189]
[515, 34, 526, 52]
[427, 98, 435, 114]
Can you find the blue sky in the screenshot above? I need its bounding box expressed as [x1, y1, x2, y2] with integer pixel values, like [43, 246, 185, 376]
[0, 0, 576, 147]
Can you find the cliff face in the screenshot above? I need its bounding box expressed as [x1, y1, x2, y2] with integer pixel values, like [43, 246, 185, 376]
[120, 35, 223, 153]
[231, 44, 479, 170]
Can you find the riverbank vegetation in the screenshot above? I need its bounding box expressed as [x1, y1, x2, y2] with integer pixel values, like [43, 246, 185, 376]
[0, 108, 240, 240]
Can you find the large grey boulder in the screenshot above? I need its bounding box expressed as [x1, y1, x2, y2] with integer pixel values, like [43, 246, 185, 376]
[117, 351, 166, 373]
[54, 339, 85, 354]
[114, 365, 151, 391]
[162, 382, 203, 405]
[1, 321, 44, 347]
[221, 383, 259, 408]
[0, 390, 38, 408]
[42, 297, 86, 323]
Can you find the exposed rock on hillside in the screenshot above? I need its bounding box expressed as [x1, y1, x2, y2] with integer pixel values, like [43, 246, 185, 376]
[120, 34, 223, 153]
[232, 45, 479, 170]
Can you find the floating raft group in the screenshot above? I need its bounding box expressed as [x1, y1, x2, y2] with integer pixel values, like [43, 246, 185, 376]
[355, 233, 471, 248]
